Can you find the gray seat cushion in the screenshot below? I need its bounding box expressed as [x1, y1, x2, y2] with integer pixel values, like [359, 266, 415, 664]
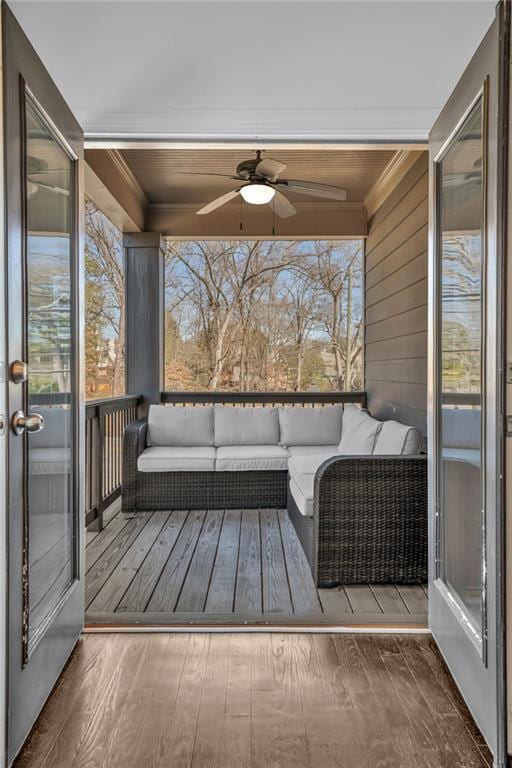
[214, 406, 279, 446]
[288, 453, 334, 483]
[278, 406, 342, 446]
[147, 405, 214, 447]
[138, 446, 216, 472]
[287, 444, 339, 457]
[289, 475, 314, 517]
[373, 420, 422, 455]
[215, 445, 289, 471]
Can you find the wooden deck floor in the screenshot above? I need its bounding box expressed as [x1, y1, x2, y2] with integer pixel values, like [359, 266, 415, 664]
[86, 507, 428, 626]
[14, 633, 491, 768]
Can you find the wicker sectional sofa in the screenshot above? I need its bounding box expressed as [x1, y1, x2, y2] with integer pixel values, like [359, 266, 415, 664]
[122, 403, 427, 586]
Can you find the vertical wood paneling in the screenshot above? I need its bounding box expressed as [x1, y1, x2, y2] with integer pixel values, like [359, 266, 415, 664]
[364, 153, 428, 435]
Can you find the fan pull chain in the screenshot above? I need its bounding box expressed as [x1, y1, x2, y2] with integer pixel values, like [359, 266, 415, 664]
[272, 197, 276, 236]
[240, 195, 243, 231]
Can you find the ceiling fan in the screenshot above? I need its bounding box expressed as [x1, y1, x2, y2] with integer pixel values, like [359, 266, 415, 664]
[190, 151, 348, 218]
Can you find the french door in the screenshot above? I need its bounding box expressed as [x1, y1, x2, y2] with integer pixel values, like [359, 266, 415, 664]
[428, 2, 508, 764]
[3, 6, 85, 764]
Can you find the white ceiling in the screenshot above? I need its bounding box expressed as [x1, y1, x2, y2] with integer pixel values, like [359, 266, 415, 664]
[10, 0, 496, 142]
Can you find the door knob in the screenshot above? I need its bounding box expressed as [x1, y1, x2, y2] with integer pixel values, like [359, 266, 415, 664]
[11, 360, 28, 384]
[12, 410, 44, 436]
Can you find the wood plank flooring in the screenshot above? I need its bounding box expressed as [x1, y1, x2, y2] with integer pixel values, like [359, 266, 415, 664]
[86, 508, 428, 626]
[14, 633, 492, 768]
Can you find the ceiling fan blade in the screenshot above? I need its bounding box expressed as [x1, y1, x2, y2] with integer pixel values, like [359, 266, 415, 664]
[29, 178, 70, 196]
[271, 190, 297, 219]
[196, 188, 240, 215]
[279, 179, 347, 201]
[255, 157, 287, 181]
[176, 172, 239, 179]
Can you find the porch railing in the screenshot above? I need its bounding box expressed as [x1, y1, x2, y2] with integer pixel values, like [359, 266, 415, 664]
[85, 394, 142, 529]
[160, 390, 367, 407]
[441, 392, 481, 407]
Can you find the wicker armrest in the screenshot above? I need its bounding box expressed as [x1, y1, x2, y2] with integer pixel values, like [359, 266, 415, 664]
[122, 418, 148, 513]
[313, 455, 427, 585]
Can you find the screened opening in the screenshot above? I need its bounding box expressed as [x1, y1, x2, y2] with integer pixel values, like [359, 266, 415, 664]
[164, 239, 363, 392]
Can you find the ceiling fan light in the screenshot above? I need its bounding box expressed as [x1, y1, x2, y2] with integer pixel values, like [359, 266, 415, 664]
[240, 183, 275, 205]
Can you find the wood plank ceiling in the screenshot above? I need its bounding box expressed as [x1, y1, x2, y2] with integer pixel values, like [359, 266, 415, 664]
[120, 148, 396, 205]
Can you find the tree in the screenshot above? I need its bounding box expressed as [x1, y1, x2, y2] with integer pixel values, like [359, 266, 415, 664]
[162, 239, 364, 393]
[441, 232, 482, 393]
[84, 277, 107, 397]
[85, 200, 125, 398]
[308, 241, 363, 390]
[283, 270, 319, 390]
[165, 240, 299, 389]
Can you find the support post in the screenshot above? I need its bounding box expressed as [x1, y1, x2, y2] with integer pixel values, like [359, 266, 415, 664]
[124, 232, 164, 410]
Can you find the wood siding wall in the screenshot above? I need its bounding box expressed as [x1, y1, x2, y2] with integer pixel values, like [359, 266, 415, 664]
[364, 152, 428, 435]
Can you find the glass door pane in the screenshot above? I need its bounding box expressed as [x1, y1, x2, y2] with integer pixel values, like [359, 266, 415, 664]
[25, 97, 75, 653]
[438, 96, 485, 637]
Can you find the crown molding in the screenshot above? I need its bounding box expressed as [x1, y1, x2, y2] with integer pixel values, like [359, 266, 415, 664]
[80, 107, 435, 145]
[84, 162, 142, 233]
[363, 149, 425, 218]
[104, 148, 149, 207]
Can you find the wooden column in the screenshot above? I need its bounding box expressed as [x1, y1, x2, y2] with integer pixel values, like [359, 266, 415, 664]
[124, 232, 164, 409]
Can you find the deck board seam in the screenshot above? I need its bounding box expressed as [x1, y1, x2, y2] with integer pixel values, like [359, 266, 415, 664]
[85, 517, 132, 572]
[140, 509, 190, 612]
[231, 509, 243, 614]
[276, 505, 298, 615]
[172, 510, 209, 612]
[200, 509, 226, 613]
[111, 511, 173, 613]
[86, 511, 158, 609]
[258, 510, 264, 614]
[368, 584, 386, 614]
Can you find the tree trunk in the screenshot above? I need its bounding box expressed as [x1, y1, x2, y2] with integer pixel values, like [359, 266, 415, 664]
[112, 297, 126, 396]
[331, 294, 344, 387]
[296, 341, 303, 391]
[333, 345, 344, 389]
[344, 267, 353, 391]
[210, 310, 233, 389]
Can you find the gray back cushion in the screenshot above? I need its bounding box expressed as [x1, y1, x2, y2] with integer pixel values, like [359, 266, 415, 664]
[442, 407, 480, 450]
[147, 405, 214, 447]
[373, 420, 422, 455]
[278, 405, 343, 446]
[338, 405, 382, 455]
[214, 405, 279, 446]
